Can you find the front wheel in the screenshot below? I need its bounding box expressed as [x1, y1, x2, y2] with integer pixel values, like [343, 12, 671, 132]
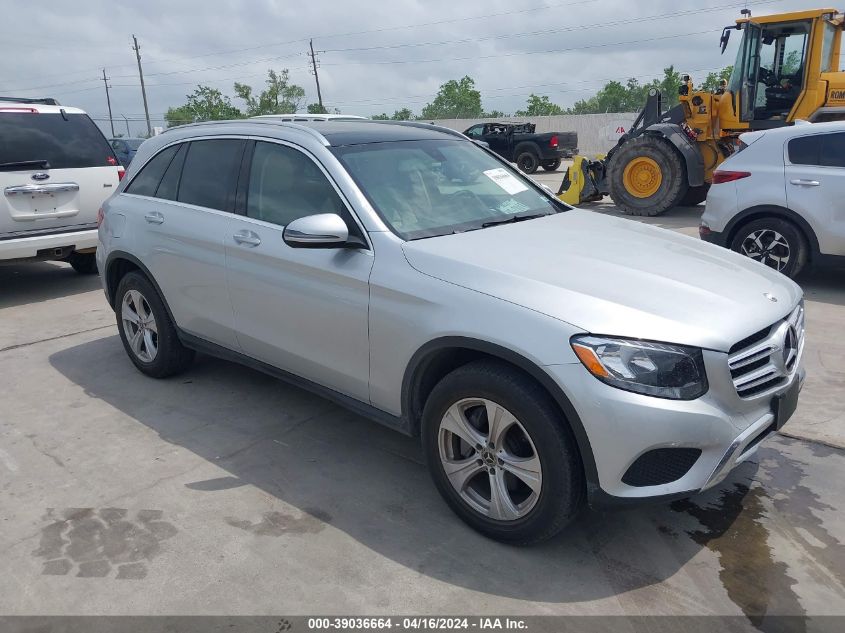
[421, 361, 584, 545]
[541, 159, 562, 172]
[729, 217, 808, 278]
[607, 136, 687, 216]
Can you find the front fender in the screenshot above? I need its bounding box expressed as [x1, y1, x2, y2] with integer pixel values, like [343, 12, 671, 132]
[646, 123, 705, 188]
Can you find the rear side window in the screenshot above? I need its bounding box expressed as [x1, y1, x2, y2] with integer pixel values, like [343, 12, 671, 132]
[125, 144, 180, 197]
[178, 139, 244, 211]
[155, 143, 187, 200]
[788, 133, 845, 167]
[0, 112, 117, 169]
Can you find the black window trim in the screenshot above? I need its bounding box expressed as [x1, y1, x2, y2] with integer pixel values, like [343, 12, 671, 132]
[239, 136, 372, 250]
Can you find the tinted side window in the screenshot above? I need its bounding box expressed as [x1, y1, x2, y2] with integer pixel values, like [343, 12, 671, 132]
[178, 139, 244, 211]
[465, 125, 483, 139]
[125, 144, 179, 197]
[820, 132, 845, 168]
[246, 142, 347, 227]
[155, 143, 187, 200]
[788, 135, 821, 165]
[0, 112, 117, 168]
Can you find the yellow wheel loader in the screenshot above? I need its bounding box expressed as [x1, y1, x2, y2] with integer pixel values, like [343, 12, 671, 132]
[558, 7, 845, 215]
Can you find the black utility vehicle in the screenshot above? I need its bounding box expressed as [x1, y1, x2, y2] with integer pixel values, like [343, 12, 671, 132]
[463, 122, 578, 173]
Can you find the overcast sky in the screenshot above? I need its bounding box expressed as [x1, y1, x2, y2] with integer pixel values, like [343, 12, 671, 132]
[0, 0, 824, 135]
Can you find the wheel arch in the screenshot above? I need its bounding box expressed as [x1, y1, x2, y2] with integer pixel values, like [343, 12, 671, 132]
[401, 336, 599, 493]
[513, 141, 541, 157]
[723, 205, 820, 261]
[104, 251, 179, 323]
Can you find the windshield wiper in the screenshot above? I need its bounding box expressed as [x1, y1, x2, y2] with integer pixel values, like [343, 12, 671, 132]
[481, 212, 549, 228]
[0, 159, 50, 171]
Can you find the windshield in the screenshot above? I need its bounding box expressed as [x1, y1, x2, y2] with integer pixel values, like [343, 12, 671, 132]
[332, 139, 564, 240]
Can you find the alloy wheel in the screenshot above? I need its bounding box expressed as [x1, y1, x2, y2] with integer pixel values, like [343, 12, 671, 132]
[438, 398, 542, 521]
[121, 289, 158, 363]
[741, 229, 790, 271]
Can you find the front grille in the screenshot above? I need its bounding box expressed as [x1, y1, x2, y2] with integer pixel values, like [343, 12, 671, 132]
[621, 448, 702, 487]
[728, 302, 805, 399]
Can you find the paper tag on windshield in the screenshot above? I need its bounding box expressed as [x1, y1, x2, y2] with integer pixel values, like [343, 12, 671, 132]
[483, 168, 529, 195]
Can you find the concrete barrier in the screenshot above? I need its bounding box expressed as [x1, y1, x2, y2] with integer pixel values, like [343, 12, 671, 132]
[430, 113, 639, 156]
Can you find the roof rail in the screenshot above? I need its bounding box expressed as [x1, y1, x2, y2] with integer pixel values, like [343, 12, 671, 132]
[376, 120, 466, 139]
[0, 96, 61, 105]
[161, 118, 331, 146]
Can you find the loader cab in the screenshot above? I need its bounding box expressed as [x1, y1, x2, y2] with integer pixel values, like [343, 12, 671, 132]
[724, 9, 842, 129]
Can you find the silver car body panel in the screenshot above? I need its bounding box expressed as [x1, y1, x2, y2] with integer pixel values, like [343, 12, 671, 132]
[100, 119, 806, 505]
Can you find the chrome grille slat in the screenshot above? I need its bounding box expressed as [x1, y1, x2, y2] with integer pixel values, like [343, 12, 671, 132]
[728, 300, 804, 399]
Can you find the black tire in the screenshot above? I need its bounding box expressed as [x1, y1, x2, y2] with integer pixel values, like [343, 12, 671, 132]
[607, 135, 688, 216]
[729, 217, 808, 279]
[115, 271, 195, 378]
[541, 159, 562, 172]
[68, 252, 98, 275]
[679, 184, 710, 207]
[421, 360, 584, 545]
[516, 151, 539, 174]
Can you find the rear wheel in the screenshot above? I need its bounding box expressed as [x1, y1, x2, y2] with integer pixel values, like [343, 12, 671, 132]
[115, 272, 195, 378]
[608, 136, 687, 216]
[541, 159, 562, 172]
[679, 184, 710, 207]
[421, 361, 584, 545]
[68, 252, 98, 275]
[729, 217, 808, 279]
[516, 151, 539, 174]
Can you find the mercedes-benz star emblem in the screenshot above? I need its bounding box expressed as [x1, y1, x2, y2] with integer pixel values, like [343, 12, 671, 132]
[783, 324, 798, 368]
[764, 292, 778, 302]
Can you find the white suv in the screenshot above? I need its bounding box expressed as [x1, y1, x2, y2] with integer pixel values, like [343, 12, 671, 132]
[700, 120, 845, 278]
[0, 98, 124, 273]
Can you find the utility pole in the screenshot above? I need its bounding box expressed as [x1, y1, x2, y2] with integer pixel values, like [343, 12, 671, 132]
[132, 35, 152, 136]
[101, 69, 115, 137]
[308, 39, 324, 112]
[121, 114, 130, 136]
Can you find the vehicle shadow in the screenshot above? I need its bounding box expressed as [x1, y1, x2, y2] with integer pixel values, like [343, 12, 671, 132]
[49, 335, 762, 606]
[0, 261, 101, 309]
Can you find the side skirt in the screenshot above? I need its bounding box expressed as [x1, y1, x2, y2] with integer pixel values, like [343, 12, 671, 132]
[178, 330, 412, 436]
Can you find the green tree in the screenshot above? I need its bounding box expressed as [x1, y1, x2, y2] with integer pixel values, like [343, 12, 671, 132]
[566, 66, 682, 114]
[515, 94, 564, 117]
[234, 69, 306, 116]
[700, 66, 734, 92]
[482, 109, 507, 118]
[391, 108, 414, 120]
[421, 76, 483, 119]
[307, 102, 328, 114]
[371, 113, 390, 120]
[164, 86, 242, 128]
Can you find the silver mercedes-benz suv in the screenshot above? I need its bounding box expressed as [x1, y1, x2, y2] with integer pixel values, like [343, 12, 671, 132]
[97, 119, 805, 544]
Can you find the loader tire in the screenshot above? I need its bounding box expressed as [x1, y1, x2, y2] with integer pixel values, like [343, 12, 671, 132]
[679, 184, 710, 207]
[608, 136, 687, 216]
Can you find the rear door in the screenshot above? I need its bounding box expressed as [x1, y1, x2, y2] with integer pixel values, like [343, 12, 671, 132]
[0, 109, 119, 238]
[785, 131, 845, 256]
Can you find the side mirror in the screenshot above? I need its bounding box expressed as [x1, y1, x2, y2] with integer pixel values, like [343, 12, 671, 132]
[283, 213, 349, 248]
[719, 27, 731, 54]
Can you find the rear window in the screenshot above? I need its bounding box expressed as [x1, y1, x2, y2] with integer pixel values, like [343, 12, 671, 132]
[788, 132, 845, 168]
[0, 112, 116, 169]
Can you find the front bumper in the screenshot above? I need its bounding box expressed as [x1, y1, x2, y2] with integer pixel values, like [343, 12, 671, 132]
[545, 353, 805, 506]
[699, 225, 727, 247]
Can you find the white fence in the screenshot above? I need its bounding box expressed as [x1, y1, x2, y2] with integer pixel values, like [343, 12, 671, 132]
[430, 113, 639, 156]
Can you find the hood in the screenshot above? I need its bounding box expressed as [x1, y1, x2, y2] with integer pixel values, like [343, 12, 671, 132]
[402, 209, 801, 352]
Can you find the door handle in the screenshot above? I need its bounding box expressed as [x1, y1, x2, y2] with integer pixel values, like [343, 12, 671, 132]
[233, 231, 261, 247]
[789, 179, 820, 186]
[144, 212, 164, 224]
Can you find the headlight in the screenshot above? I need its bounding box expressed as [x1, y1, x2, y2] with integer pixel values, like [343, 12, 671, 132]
[570, 335, 708, 400]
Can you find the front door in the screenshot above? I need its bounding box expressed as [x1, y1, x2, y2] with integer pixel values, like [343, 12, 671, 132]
[225, 140, 373, 401]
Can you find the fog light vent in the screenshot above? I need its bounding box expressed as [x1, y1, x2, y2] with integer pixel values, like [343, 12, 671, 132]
[622, 448, 702, 487]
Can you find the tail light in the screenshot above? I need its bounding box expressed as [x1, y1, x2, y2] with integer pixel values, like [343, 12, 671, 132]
[711, 170, 751, 184]
[549, 135, 559, 148]
[107, 156, 117, 166]
[117, 167, 125, 181]
[96, 207, 104, 227]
